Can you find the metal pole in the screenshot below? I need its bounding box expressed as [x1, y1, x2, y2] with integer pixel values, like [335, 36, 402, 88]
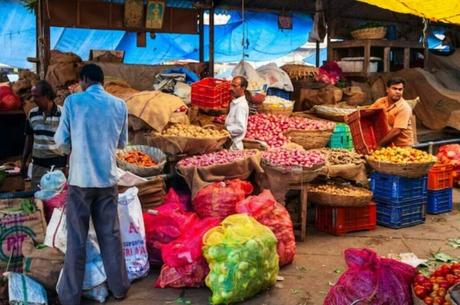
[209, 7, 215, 77]
[315, 41, 320, 67]
[199, 10, 204, 63]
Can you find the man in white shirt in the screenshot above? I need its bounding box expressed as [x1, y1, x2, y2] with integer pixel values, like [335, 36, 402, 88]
[225, 76, 250, 150]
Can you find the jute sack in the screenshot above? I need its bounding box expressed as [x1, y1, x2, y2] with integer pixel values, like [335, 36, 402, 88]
[0, 199, 46, 273]
[325, 162, 368, 185]
[177, 151, 263, 197]
[22, 239, 64, 290]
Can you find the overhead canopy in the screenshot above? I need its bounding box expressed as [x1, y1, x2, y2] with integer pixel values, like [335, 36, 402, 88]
[357, 0, 460, 24]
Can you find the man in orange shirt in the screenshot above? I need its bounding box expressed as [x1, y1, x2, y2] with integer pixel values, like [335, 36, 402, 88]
[369, 77, 414, 147]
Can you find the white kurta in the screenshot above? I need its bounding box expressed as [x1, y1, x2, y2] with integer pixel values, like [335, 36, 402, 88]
[225, 96, 249, 150]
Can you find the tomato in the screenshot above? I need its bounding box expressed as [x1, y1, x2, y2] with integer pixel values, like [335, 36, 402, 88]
[423, 282, 434, 291]
[424, 296, 434, 305]
[414, 285, 427, 298]
[446, 274, 456, 285]
[440, 265, 452, 275]
[437, 287, 446, 298]
[433, 296, 443, 305]
[416, 273, 429, 284]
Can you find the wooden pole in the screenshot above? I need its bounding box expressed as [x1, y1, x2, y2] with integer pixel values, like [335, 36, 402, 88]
[199, 10, 204, 63]
[209, 7, 215, 77]
[315, 41, 320, 67]
[37, 0, 50, 79]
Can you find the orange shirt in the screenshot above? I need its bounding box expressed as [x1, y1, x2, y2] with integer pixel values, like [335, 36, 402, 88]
[369, 97, 414, 147]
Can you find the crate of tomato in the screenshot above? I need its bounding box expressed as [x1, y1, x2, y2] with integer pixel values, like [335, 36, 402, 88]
[191, 77, 231, 109]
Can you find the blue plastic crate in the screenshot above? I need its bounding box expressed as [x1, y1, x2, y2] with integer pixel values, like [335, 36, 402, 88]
[377, 201, 425, 229]
[266, 88, 291, 100]
[370, 172, 427, 203]
[427, 189, 453, 214]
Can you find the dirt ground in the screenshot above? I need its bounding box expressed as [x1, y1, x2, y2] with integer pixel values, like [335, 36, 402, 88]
[84, 188, 460, 305]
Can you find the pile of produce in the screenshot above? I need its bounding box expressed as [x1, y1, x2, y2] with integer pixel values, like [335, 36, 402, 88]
[367, 147, 436, 164]
[436, 144, 460, 182]
[413, 263, 460, 305]
[177, 150, 257, 168]
[203, 214, 279, 305]
[246, 114, 335, 147]
[307, 183, 372, 197]
[262, 149, 325, 168]
[119, 151, 157, 167]
[161, 124, 229, 138]
[319, 148, 363, 165]
[213, 114, 226, 124]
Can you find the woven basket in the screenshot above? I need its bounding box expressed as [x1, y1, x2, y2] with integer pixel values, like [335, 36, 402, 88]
[243, 139, 269, 151]
[313, 105, 357, 122]
[262, 162, 325, 184]
[116, 145, 166, 177]
[351, 27, 386, 40]
[284, 129, 334, 150]
[308, 186, 373, 207]
[281, 64, 318, 81]
[366, 157, 435, 178]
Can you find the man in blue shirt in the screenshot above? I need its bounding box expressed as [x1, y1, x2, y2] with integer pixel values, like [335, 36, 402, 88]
[54, 64, 129, 304]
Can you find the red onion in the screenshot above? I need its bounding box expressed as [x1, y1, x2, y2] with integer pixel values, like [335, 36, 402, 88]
[262, 149, 326, 168]
[177, 150, 257, 168]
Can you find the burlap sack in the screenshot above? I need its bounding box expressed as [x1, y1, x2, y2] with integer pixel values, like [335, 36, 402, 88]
[147, 132, 230, 156]
[22, 239, 64, 289]
[0, 199, 47, 273]
[324, 162, 368, 185]
[45, 62, 79, 89]
[104, 79, 140, 101]
[49, 50, 82, 65]
[118, 176, 166, 210]
[343, 86, 366, 106]
[177, 151, 263, 197]
[301, 85, 342, 109]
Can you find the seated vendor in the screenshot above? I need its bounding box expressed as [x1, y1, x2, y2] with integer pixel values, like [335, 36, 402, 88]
[369, 77, 414, 147]
[225, 76, 250, 150]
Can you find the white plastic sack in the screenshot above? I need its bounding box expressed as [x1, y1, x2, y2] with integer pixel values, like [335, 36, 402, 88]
[174, 82, 191, 105]
[118, 187, 150, 281]
[232, 61, 266, 91]
[256, 63, 294, 92]
[8, 272, 47, 305]
[44, 208, 98, 253]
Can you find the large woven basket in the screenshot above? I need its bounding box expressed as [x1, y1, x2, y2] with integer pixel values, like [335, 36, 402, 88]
[308, 186, 373, 207]
[243, 138, 269, 151]
[284, 129, 334, 150]
[313, 105, 357, 122]
[116, 145, 166, 177]
[351, 27, 386, 40]
[262, 162, 325, 184]
[366, 157, 436, 178]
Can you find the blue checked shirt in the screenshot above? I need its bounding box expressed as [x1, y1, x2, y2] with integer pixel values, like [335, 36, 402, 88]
[54, 84, 128, 187]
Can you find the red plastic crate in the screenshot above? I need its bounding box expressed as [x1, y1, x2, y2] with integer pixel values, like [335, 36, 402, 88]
[427, 164, 454, 190]
[191, 77, 231, 109]
[346, 108, 389, 155]
[315, 203, 377, 236]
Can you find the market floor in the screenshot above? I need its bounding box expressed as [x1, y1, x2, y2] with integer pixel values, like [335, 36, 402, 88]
[84, 189, 460, 305]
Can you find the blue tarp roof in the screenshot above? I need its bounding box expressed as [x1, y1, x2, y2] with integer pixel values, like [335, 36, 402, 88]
[0, 0, 312, 69]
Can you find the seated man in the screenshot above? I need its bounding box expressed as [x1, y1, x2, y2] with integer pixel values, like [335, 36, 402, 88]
[369, 77, 414, 147]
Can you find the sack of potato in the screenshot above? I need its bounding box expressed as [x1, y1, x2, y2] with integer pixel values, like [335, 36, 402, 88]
[366, 147, 436, 178]
[147, 123, 230, 156]
[307, 183, 373, 207]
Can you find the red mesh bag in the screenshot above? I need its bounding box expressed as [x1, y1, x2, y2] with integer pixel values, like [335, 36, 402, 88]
[192, 179, 253, 219]
[324, 248, 416, 305]
[155, 217, 219, 288]
[235, 189, 295, 266]
[143, 188, 198, 266]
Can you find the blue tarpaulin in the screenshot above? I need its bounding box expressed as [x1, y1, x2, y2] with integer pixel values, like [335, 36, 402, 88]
[0, 0, 312, 68]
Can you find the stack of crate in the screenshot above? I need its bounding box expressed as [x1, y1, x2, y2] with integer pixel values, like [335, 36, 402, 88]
[427, 164, 454, 214]
[371, 172, 427, 228]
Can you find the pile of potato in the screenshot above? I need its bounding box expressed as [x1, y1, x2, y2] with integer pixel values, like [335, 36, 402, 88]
[162, 124, 229, 138]
[308, 183, 371, 196]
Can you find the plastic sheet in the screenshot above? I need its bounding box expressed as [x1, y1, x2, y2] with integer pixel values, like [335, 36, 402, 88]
[324, 248, 416, 305]
[203, 214, 279, 304]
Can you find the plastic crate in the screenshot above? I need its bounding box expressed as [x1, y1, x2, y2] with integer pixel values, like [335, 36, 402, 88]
[427, 189, 453, 214]
[266, 87, 291, 100]
[376, 200, 425, 228]
[427, 164, 453, 190]
[347, 108, 390, 155]
[314, 203, 376, 236]
[327, 123, 354, 150]
[191, 78, 231, 109]
[370, 172, 427, 203]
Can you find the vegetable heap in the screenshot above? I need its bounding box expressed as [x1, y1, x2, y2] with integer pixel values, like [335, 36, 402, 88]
[246, 114, 335, 147]
[177, 150, 257, 168]
[413, 263, 460, 305]
[262, 149, 325, 168]
[368, 147, 436, 164]
[162, 124, 229, 138]
[120, 151, 157, 167]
